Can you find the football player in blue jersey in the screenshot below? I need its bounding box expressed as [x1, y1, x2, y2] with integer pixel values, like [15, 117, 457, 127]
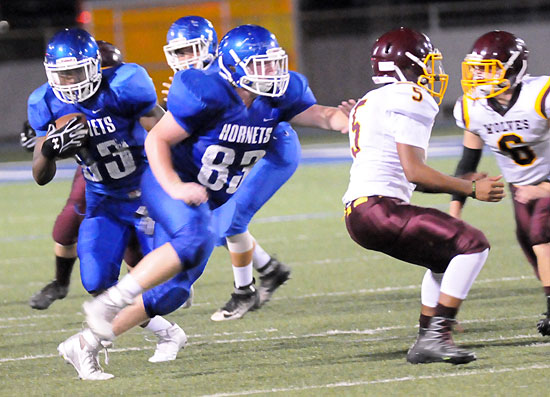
[26, 40, 149, 311]
[28, 28, 187, 379]
[62, 24, 347, 380]
[162, 16, 298, 321]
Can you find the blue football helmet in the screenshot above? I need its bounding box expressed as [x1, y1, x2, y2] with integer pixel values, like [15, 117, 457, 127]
[44, 28, 102, 104]
[218, 24, 289, 97]
[164, 16, 217, 72]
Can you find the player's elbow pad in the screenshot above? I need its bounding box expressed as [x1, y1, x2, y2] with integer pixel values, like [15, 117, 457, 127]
[451, 146, 482, 203]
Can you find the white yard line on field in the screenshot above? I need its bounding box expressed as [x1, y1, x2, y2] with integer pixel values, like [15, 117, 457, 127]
[0, 326, 544, 364]
[199, 363, 550, 397]
[0, 275, 537, 324]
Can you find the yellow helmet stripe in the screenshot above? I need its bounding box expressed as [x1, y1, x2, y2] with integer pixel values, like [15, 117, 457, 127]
[535, 76, 550, 119]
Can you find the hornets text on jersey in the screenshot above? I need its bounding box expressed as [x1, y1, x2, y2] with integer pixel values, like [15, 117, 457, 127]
[166, 63, 316, 208]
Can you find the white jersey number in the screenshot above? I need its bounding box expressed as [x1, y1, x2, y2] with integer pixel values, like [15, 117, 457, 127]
[82, 139, 137, 182]
[198, 145, 265, 193]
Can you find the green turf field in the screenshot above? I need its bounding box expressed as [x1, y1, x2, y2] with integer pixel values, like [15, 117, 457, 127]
[1, 154, 549, 396]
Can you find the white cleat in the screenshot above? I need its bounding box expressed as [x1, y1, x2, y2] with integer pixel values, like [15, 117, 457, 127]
[148, 323, 188, 363]
[83, 288, 130, 341]
[58, 332, 114, 380]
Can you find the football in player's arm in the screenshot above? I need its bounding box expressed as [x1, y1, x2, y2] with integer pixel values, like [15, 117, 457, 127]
[26, 40, 155, 312]
[27, 28, 186, 380]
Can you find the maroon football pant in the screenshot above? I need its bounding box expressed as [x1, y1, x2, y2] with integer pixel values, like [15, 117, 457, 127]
[51, 167, 143, 267]
[345, 196, 490, 273]
[509, 184, 550, 279]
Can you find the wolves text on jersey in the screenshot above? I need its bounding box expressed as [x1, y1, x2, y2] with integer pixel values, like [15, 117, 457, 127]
[483, 119, 529, 135]
[218, 123, 273, 144]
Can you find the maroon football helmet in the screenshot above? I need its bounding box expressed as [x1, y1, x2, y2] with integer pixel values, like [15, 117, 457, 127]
[97, 40, 123, 68]
[461, 31, 528, 100]
[371, 27, 448, 104]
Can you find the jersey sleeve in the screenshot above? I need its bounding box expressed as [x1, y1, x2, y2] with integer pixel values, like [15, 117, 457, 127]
[276, 71, 317, 121]
[167, 69, 223, 134]
[27, 84, 53, 137]
[535, 76, 550, 119]
[386, 84, 437, 150]
[392, 112, 431, 150]
[387, 83, 439, 125]
[109, 63, 157, 118]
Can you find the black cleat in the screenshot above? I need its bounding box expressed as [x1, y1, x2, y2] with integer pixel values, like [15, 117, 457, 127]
[258, 258, 291, 306]
[406, 316, 476, 365]
[211, 281, 260, 321]
[29, 280, 69, 310]
[537, 317, 550, 336]
[406, 327, 428, 363]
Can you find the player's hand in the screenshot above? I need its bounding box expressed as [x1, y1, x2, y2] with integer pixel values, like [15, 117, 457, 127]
[458, 171, 488, 181]
[338, 99, 357, 117]
[171, 181, 209, 206]
[161, 76, 173, 103]
[20, 120, 37, 152]
[514, 184, 550, 204]
[473, 175, 505, 202]
[41, 117, 88, 160]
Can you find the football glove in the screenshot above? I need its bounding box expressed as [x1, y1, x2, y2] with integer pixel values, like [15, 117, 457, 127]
[20, 120, 37, 152]
[41, 116, 89, 160]
[536, 317, 550, 336]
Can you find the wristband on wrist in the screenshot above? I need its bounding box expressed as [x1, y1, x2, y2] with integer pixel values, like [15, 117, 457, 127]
[469, 180, 477, 199]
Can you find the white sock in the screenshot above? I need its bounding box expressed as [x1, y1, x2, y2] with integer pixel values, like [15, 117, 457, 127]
[81, 328, 101, 349]
[421, 270, 443, 307]
[233, 263, 253, 288]
[116, 273, 144, 301]
[144, 316, 172, 333]
[252, 239, 271, 270]
[440, 248, 489, 299]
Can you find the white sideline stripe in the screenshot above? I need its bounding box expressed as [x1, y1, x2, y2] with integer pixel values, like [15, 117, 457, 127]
[200, 364, 550, 397]
[0, 275, 536, 323]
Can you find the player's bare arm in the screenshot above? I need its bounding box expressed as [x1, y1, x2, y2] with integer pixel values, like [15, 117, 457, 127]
[449, 130, 485, 217]
[145, 111, 208, 205]
[32, 135, 57, 185]
[397, 142, 505, 202]
[290, 104, 349, 134]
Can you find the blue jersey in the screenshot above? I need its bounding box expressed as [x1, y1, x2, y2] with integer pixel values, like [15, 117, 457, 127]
[27, 63, 157, 199]
[167, 65, 316, 208]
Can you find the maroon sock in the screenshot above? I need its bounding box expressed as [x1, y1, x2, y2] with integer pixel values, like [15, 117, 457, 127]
[434, 303, 458, 320]
[55, 256, 76, 286]
[419, 313, 432, 329]
[543, 286, 550, 296]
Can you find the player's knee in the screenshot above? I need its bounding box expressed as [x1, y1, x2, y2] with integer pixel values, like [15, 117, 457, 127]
[171, 227, 214, 268]
[144, 288, 190, 317]
[52, 204, 82, 245]
[81, 275, 112, 295]
[460, 227, 490, 254]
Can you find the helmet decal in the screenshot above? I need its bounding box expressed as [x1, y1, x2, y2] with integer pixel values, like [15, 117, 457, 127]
[370, 27, 448, 104]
